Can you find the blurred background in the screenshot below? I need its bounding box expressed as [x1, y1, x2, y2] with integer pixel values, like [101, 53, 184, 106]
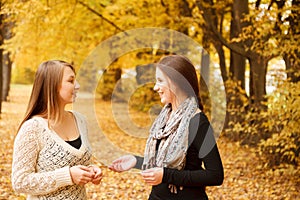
[0, 0, 299, 199]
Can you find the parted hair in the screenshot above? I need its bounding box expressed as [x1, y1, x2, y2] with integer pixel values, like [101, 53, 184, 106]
[18, 60, 75, 130]
[157, 55, 204, 110]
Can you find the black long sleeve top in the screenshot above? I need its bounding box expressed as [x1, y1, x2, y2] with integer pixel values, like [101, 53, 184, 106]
[135, 112, 224, 200]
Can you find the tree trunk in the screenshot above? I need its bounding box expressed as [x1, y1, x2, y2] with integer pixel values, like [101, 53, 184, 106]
[230, 0, 248, 90]
[0, 9, 3, 114]
[226, 0, 249, 127]
[249, 54, 267, 107]
[230, 52, 246, 88]
[284, 0, 300, 82]
[229, 0, 249, 101]
[0, 55, 2, 114]
[2, 53, 12, 101]
[213, 42, 231, 128]
[199, 49, 211, 112]
[0, 58, 2, 114]
[1, 14, 13, 101]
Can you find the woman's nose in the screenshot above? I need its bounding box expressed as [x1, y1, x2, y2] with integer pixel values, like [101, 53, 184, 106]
[75, 80, 80, 90]
[153, 83, 159, 91]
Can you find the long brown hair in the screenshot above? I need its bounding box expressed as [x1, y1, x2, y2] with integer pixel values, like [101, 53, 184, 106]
[18, 60, 75, 130]
[157, 55, 204, 110]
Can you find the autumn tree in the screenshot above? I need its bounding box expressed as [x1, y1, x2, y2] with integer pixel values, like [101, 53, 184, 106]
[192, 0, 300, 164]
[77, 0, 200, 95]
[194, 0, 297, 114]
[280, 0, 300, 82]
[1, 14, 12, 102]
[3, 0, 110, 83]
[0, 1, 4, 113]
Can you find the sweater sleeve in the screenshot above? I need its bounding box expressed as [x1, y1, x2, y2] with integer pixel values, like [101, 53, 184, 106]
[162, 113, 224, 187]
[134, 155, 144, 169]
[11, 119, 73, 195]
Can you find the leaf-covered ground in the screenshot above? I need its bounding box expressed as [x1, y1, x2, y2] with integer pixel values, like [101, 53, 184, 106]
[0, 85, 299, 200]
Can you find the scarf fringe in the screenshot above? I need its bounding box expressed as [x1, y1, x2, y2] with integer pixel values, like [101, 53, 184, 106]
[168, 184, 184, 193]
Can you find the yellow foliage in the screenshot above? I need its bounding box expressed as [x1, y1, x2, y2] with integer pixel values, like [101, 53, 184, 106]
[260, 81, 300, 166]
[225, 77, 300, 166]
[3, 0, 107, 83]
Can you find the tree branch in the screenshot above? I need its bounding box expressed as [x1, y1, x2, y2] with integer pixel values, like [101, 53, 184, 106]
[196, 0, 250, 59]
[255, 0, 261, 9]
[78, 1, 125, 33]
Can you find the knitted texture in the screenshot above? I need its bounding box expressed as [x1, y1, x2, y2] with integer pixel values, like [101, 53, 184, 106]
[12, 111, 92, 200]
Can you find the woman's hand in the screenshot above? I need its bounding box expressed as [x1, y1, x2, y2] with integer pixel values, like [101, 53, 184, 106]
[69, 165, 95, 185]
[88, 165, 103, 185]
[109, 155, 137, 172]
[141, 167, 163, 186]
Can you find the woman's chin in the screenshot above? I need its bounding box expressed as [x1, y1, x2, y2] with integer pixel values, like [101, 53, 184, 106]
[160, 99, 167, 105]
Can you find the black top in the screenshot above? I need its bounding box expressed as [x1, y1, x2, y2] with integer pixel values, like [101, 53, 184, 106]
[65, 136, 82, 149]
[135, 112, 224, 200]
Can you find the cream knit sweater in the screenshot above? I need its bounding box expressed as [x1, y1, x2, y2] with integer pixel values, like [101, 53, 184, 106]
[12, 111, 92, 200]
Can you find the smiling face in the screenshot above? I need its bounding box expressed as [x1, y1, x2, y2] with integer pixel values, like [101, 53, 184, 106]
[153, 67, 175, 105]
[59, 66, 80, 105]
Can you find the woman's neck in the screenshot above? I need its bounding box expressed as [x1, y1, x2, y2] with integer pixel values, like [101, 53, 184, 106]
[171, 94, 188, 111]
[49, 105, 68, 125]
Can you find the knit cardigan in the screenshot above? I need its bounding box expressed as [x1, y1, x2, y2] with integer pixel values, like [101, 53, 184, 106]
[11, 111, 92, 200]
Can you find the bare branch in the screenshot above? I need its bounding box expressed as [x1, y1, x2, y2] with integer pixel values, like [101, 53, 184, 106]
[78, 1, 125, 33]
[255, 0, 261, 9]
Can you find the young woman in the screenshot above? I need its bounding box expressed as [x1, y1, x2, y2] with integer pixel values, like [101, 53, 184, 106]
[110, 55, 224, 200]
[12, 60, 102, 200]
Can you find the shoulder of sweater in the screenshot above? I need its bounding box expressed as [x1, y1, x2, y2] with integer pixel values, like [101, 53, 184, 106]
[70, 110, 86, 122]
[190, 112, 209, 125]
[16, 118, 46, 150]
[20, 117, 45, 132]
[70, 111, 89, 137]
[23, 117, 40, 124]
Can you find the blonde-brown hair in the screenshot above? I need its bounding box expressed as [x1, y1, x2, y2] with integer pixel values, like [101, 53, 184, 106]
[18, 60, 75, 130]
